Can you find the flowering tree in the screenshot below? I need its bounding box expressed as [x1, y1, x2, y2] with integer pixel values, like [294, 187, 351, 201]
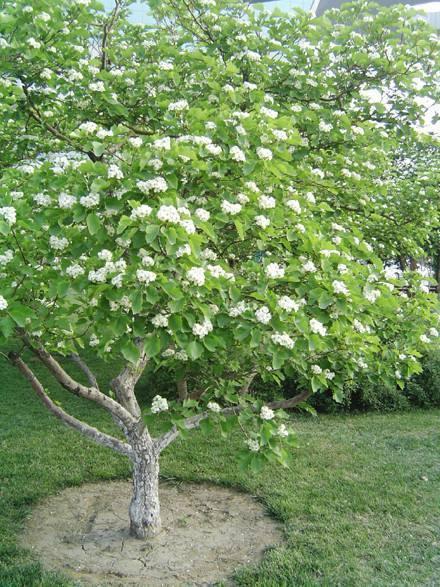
[0, 0, 439, 538]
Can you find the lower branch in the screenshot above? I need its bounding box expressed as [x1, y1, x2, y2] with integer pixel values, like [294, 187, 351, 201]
[155, 389, 312, 452]
[9, 352, 133, 459]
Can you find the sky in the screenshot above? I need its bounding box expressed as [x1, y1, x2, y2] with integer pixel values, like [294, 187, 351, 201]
[101, 0, 310, 23]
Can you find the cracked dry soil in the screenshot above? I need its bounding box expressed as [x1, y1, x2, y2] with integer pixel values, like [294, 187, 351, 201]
[21, 480, 282, 586]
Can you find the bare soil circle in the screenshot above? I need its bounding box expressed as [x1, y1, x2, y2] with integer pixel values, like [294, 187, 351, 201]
[21, 480, 282, 586]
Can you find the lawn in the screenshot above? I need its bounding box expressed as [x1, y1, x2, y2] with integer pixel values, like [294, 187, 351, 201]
[0, 352, 439, 586]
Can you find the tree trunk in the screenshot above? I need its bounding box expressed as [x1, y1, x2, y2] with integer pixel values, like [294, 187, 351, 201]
[129, 448, 161, 539]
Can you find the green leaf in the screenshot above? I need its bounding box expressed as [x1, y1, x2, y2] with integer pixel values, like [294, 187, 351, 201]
[144, 336, 162, 358]
[145, 225, 160, 244]
[92, 142, 105, 157]
[234, 220, 245, 240]
[186, 340, 204, 360]
[86, 213, 101, 235]
[121, 341, 140, 364]
[9, 306, 33, 327]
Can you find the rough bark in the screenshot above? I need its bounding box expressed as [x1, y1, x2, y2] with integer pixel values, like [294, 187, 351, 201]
[129, 444, 161, 538]
[9, 352, 134, 459]
[110, 339, 146, 420]
[177, 378, 188, 401]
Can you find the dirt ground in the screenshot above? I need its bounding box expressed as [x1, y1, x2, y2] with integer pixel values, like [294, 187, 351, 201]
[21, 480, 282, 586]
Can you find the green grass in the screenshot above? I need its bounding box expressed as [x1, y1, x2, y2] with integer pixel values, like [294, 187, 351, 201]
[0, 352, 439, 586]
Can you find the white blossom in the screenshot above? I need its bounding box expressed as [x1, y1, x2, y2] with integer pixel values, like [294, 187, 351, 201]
[278, 296, 300, 313]
[49, 235, 69, 251]
[255, 306, 271, 324]
[259, 195, 276, 209]
[136, 269, 157, 284]
[333, 280, 349, 296]
[271, 332, 295, 349]
[221, 200, 242, 215]
[0, 207, 16, 225]
[256, 147, 273, 160]
[0, 295, 8, 310]
[255, 215, 270, 229]
[207, 401, 221, 413]
[157, 205, 180, 223]
[230, 146, 246, 162]
[108, 164, 123, 179]
[137, 177, 168, 193]
[265, 263, 285, 279]
[286, 199, 301, 213]
[131, 205, 152, 220]
[151, 395, 168, 413]
[152, 314, 169, 328]
[192, 318, 213, 338]
[187, 267, 206, 286]
[260, 406, 275, 420]
[310, 318, 327, 336]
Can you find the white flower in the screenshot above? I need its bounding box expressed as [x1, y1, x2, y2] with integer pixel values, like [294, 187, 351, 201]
[311, 364, 322, 375]
[195, 208, 210, 222]
[49, 235, 68, 251]
[129, 137, 143, 148]
[152, 314, 169, 328]
[58, 193, 76, 209]
[66, 264, 84, 278]
[137, 177, 168, 193]
[256, 147, 273, 160]
[255, 306, 271, 324]
[229, 301, 247, 317]
[0, 250, 13, 266]
[286, 199, 301, 214]
[158, 60, 173, 70]
[79, 121, 98, 134]
[192, 318, 213, 338]
[324, 369, 335, 380]
[136, 269, 156, 284]
[28, 38, 41, 49]
[80, 192, 99, 208]
[175, 350, 188, 361]
[332, 280, 349, 296]
[271, 332, 295, 349]
[96, 128, 113, 139]
[89, 334, 99, 347]
[259, 195, 276, 209]
[89, 81, 105, 92]
[131, 205, 152, 220]
[278, 296, 300, 313]
[255, 215, 270, 229]
[230, 146, 246, 162]
[265, 263, 285, 279]
[303, 260, 317, 273]
[277, 424, 289, 438]
[207, 401, 221, 413]
[221, 200, 242, 215]
[180, 219, 196, 235]
[245, 181, 260, 193]
[176, 244, 191, 258]
[319, 121, 332, 132]
[0, 207, 16, 225]
[246, 438, 260, 452]
[420, 334, 430, 344]
[363, 288, 381, 303]
[168, 99, 189, 112]
[429, 328, 439, 337]
[140, 255, 154, 267]
[108, 164, 123, 179]
[157, 205, 180, 223]
[0, 295, 8, 310]
[310, 318, 327, 336]
[206, 143, 222, 156]
[245, 50, 261, 62]
[260, 106, 278, 119]
[187, 267, 206, 287]
[260, 406, 275, 420]
[151, 395, 168, 413]
[153, 137, 171, 150]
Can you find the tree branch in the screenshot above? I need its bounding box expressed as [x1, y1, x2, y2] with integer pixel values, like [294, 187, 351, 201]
[9, 352, 133, 459]
[69, 353, 99, 389]
[21, 336, 136, 429]
[110, 339, 146, 420]
[155, 389, 312, 452]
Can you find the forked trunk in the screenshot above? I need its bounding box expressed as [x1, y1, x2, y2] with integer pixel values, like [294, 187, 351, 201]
[129, 449, 161, 539]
